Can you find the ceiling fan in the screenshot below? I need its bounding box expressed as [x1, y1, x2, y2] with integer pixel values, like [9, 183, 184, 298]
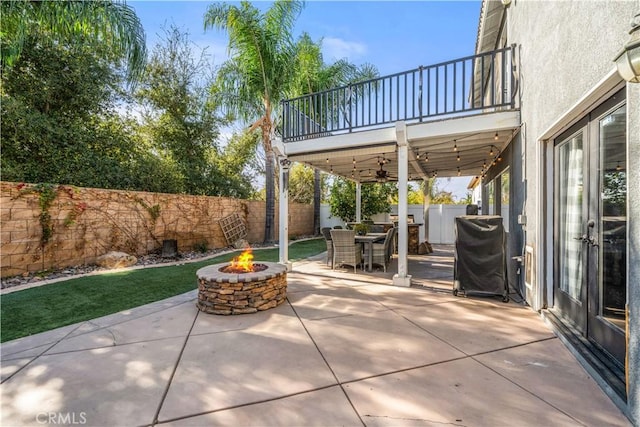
[375, 156, 393, 182]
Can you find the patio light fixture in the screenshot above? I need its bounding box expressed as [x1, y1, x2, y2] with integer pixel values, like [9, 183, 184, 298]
[614, 12, 640, 83]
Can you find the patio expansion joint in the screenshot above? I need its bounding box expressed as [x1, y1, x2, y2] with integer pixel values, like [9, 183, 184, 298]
[150, 309, 200, 427]
[466, 337, 591, 426]
[302, 306, 393, 323]
[360, 413, 467, 426]
[71, 298, 196, 339]
[153, 384, 341, 425]
[286, 297, 367, 427]
[0, 321, 84, 384]
[375, 298, 464, 311]
[289, 270, 383, 287]
[392, 308, 589, 425]
[396, 305, 557, 360]
[40, 333, 194, 357]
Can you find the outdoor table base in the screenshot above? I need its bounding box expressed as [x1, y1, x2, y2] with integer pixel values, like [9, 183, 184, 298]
[355, 233, 387, 272]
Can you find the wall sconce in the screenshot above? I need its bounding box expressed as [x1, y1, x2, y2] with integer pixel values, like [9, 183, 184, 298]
[614, 13, 640, 83]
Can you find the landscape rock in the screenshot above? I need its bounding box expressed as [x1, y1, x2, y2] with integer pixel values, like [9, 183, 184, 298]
[96, 251, 138, 269]
[233, 239, 249, 249]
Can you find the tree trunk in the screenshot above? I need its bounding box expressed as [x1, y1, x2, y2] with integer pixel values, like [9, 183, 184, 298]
[264, 148, 276, 243]
[313, 168, 321, 235]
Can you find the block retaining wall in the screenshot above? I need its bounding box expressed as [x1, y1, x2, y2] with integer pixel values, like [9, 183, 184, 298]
[0, 182, 314, 277]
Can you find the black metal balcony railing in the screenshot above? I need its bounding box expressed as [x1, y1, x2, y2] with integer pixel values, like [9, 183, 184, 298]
[282, 46, 516, 142]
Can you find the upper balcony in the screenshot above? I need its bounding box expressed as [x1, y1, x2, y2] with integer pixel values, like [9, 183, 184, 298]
[278, 46, 520, 181]
[282, 46, 517, 142]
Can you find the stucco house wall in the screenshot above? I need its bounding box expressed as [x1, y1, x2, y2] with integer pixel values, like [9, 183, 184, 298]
[507, 0, 634, 289]
[504, 1, 638, 422]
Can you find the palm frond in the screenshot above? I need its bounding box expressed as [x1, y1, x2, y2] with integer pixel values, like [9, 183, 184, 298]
[1, 0, 146, 84]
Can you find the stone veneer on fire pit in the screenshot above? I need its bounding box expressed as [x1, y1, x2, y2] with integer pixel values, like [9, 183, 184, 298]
[196, 261, 287, 315]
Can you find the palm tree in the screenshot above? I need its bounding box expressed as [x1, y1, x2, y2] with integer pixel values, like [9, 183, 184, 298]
[291, 33, 379, 235]
[1, 0, 146, 84]
[205, 0, 303, 243]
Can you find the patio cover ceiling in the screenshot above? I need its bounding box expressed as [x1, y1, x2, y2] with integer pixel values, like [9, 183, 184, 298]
[279, 110, 521, 183]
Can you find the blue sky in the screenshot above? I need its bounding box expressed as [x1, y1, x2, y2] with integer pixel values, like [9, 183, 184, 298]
[129, 0, 482, 198]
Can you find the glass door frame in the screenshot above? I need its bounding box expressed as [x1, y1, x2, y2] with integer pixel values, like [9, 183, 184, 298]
[586, 89, 627, 367]
[551, 88, 627, 370]
[553, 117, 589, 332]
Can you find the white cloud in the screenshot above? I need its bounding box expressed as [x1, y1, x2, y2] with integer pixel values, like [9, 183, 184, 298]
[322, 37, 367, 61]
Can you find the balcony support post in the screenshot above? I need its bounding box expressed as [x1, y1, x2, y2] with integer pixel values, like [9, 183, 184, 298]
[393, 121, 412, 287]
[278, 156, 292, 271]
[356, 183, 362, 223]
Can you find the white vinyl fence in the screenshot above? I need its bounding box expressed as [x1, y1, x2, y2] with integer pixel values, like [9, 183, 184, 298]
[427, 204, 468, 244]
[320, 204, 468, 245]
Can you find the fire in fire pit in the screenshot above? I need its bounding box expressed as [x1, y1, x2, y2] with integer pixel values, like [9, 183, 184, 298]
[220, 248, 267, 274]
[196, 248, 287, 315]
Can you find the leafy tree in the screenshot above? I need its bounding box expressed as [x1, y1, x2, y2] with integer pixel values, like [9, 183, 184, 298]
[407, 186, 425, 204]
[328, 178, 394, 222]
[205, 0, 304, 243]
[459, 192, 473, 205]
[1, 32, 130, 187]
[136, 25, 238, 196]
[288, 163, 328, 204]
[392, 184, 425, 205]
[1, 0, 146, 84]
[0, 27, 188, 192]
[215, 130, 262, 198]
[431, 191, 456, 205]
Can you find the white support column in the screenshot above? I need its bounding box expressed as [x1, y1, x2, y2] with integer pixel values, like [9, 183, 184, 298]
[356, 182, 362, 223]
[393, 121, 412, 287]
[278, 157, 292, 271]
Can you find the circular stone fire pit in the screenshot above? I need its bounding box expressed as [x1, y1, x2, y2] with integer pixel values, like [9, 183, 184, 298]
[196, 262, 287, 315]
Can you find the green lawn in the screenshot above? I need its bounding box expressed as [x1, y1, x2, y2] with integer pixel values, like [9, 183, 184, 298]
[1, 238, 325, 343]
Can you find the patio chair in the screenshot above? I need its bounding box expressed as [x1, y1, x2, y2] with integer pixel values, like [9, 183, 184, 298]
[321, 227, 333, 267]
[363, 227, 395, 272]
[330, 229, 363, 273]
[386, 227, 397, 260]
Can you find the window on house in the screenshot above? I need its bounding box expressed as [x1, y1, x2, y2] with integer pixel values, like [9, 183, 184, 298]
[500, 169, 510, 231]
[486, 181, 495, 215]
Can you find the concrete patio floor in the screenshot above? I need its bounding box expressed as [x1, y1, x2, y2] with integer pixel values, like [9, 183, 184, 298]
[0, 248, 631, 426]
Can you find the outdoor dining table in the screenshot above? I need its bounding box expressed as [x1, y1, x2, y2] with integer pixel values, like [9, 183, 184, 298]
[355, 232, 387, 272]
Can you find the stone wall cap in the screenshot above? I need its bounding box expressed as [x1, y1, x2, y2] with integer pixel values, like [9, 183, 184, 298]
[197, 261, 286, 283]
